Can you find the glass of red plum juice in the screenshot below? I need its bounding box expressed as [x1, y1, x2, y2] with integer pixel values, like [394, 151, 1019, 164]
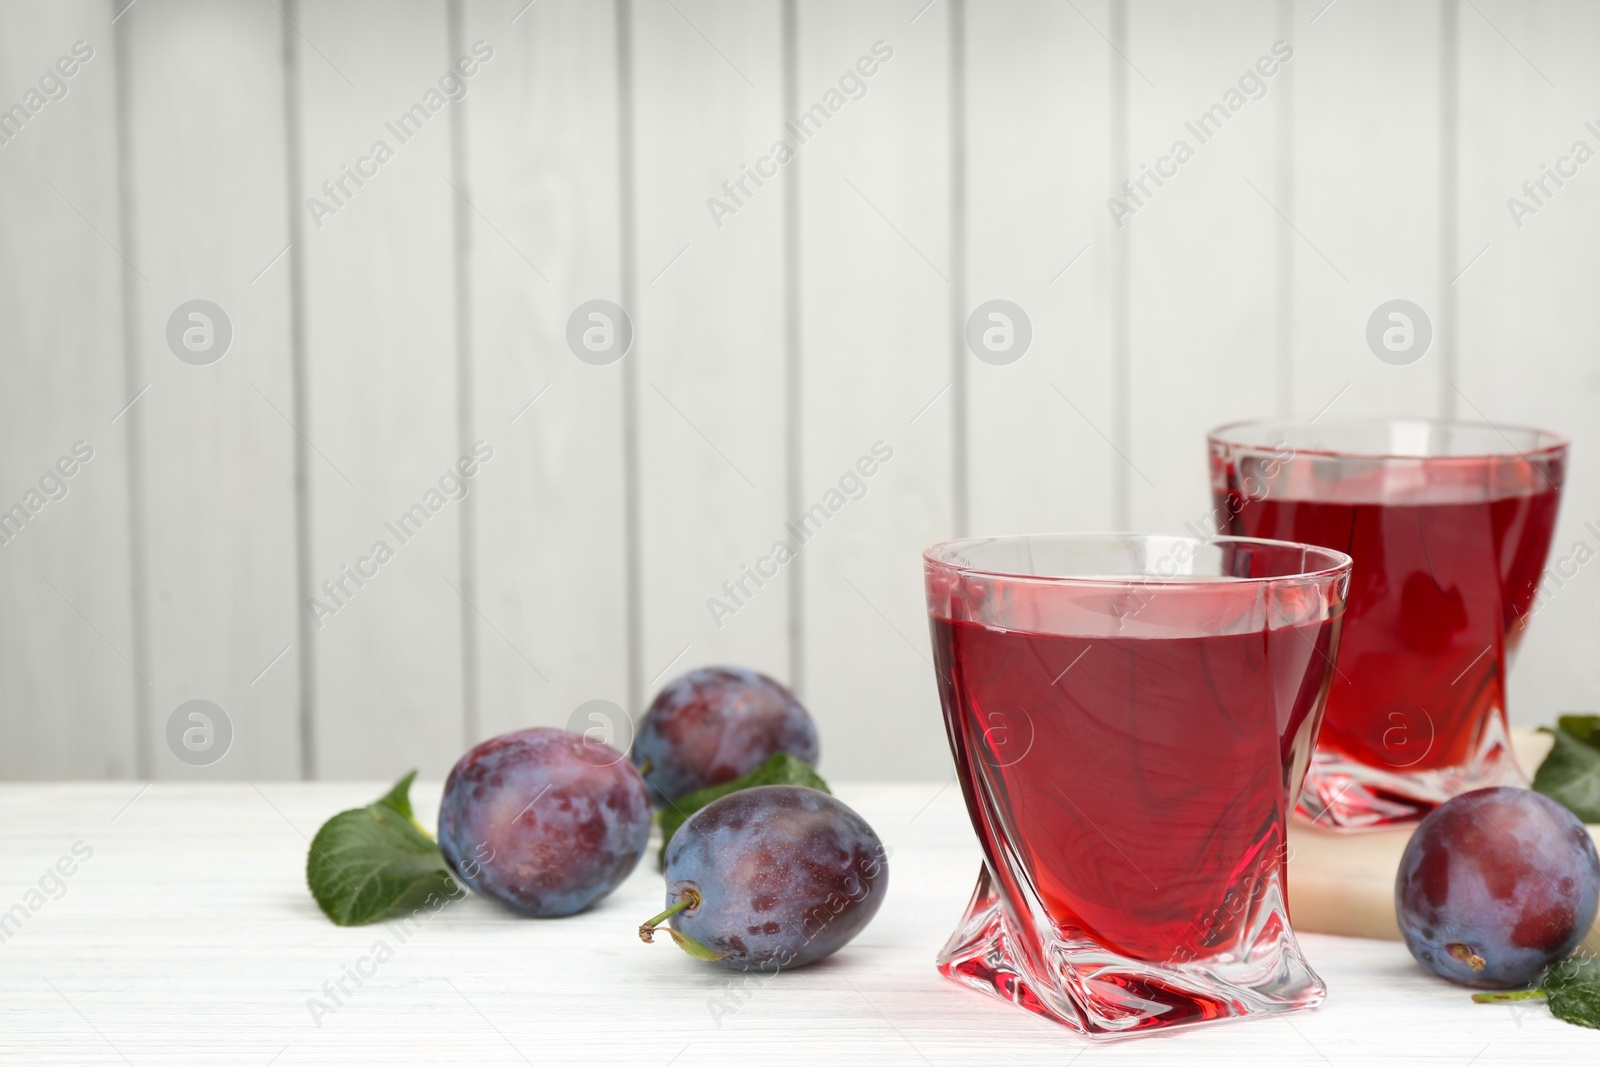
[925, 534, 1351, 1037]
[1209, 418, 1567, 830]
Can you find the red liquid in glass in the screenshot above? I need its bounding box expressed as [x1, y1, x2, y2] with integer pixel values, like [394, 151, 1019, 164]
[1221, 490, 1560, 770]
[931, 607, 1338, 962]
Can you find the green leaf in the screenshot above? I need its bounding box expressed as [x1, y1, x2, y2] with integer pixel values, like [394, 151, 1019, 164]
[658, 753, 829, 869]
[1532, 715, 1600, 823]
[1543, 957, 1600, 1031]
[306, 771, 462, 926]
[1557, 714, 1600, 748]
[375, 770, 419, 820]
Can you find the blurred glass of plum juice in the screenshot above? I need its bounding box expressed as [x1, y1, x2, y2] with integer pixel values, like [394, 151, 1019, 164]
[925, 534, 1350, 1037]
[1210, 418, 1567, 830]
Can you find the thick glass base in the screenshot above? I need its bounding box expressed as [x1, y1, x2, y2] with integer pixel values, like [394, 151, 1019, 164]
[1295, 712, 1526, 830]
[935, 868, 1325, 1038]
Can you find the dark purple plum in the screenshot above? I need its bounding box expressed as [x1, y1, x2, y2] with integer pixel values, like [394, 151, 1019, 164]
[650, 785, 887, 970]
[438, 727, 651, 918]
[631, 667, 818, 804]
[1395, 786, 1600, 989]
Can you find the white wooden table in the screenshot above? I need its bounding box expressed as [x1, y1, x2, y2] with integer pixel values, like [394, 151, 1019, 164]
[0, 781, 1587, 1065]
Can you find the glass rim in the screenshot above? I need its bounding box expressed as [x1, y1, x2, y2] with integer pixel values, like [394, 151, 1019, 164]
[924, 532, 1353, 587]
[1207, 415, 1568, 462]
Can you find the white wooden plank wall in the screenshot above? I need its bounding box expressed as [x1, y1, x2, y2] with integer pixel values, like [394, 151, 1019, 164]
[1457, 1, 1600, 734]
[798, 0, 953, 778]
[632, 1, 791, 711]
[965, 0, 1113, 540]
[1125, 0, 1279, 533]
[124, 0, 302, 782]
[0, 0, 1596, 781]
[0, 1, 136, 778]
[461, 0, 629, 749]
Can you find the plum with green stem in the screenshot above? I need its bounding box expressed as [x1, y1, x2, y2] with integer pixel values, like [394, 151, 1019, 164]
[639, 785, 887, 970]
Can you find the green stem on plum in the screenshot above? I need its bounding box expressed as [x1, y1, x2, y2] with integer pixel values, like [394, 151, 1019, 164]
[637, 889, 730, 962]
[1472, 989, 1547, 1004]
[638, 757, 653, 776]
[639, 892, 696, 939]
